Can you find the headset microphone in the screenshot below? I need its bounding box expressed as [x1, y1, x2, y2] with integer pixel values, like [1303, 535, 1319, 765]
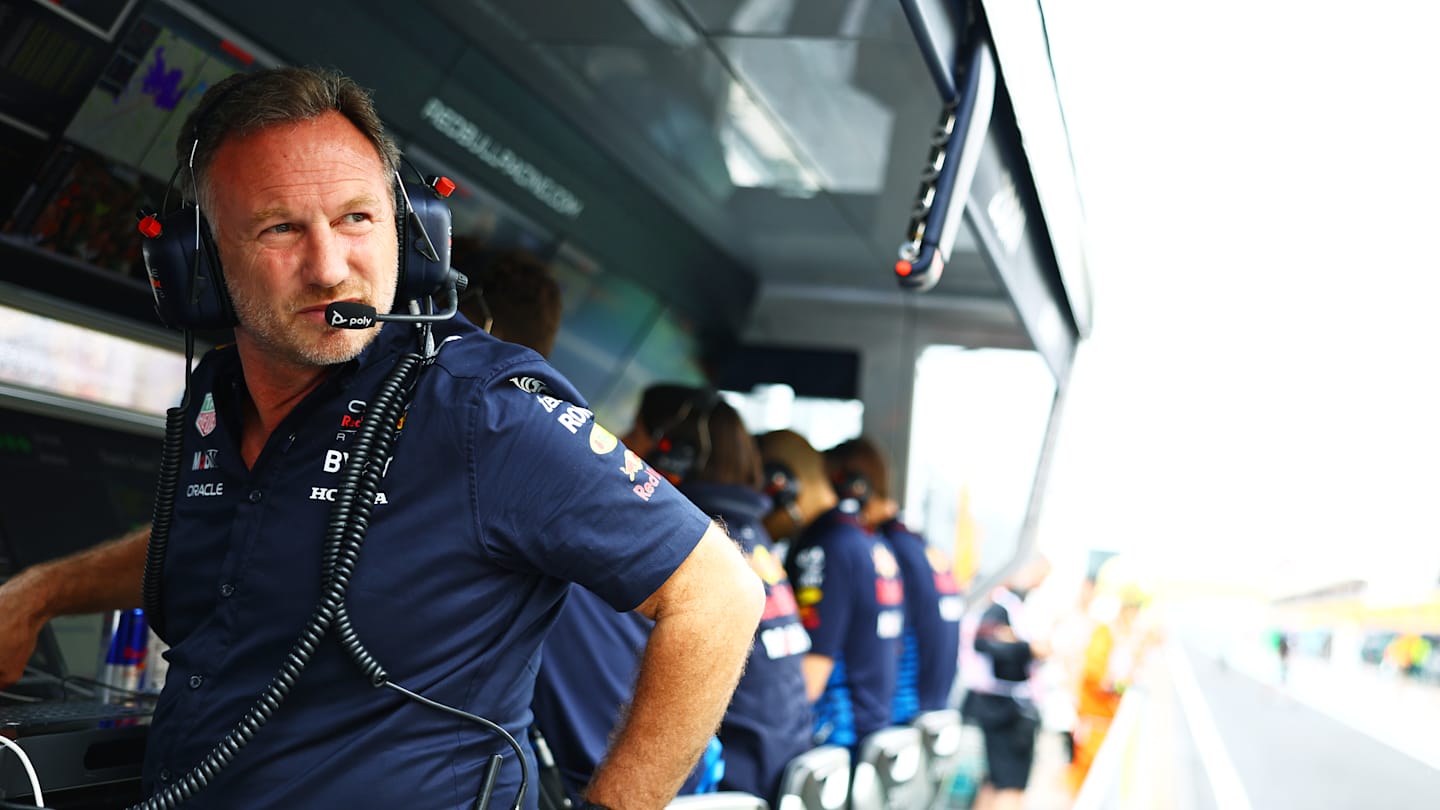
[325, 287, 464, 330]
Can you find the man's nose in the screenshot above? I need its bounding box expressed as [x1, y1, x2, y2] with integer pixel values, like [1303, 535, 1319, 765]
[302, 227, 348, 288]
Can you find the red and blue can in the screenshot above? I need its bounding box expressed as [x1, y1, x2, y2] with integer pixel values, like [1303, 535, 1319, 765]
[102, 608, 149, 696]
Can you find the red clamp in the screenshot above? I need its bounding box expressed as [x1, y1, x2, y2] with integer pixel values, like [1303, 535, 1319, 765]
[137, 214, 163, 239]
[428, 175, 456, 198]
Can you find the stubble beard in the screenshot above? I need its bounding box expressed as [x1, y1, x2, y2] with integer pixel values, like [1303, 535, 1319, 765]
[230, 283, 390, 368]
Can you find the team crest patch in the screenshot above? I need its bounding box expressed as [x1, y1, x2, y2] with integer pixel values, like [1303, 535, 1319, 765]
[589, 423, 618, 455]
[196, 393, 217, 437]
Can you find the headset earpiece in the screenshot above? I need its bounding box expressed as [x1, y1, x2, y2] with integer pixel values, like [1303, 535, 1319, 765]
[763, 460, 801, 514]
[394, 178, 454, 307]
[832, 469, 872, 515]
[649, 435, 697, 486]
[140, 204, 236, 330]
[647, 388, 721, 484]
[138, 174, 455, 332]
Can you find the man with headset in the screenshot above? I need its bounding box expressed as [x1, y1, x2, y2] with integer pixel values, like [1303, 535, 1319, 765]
[0, 66, 762, 810]
[759, 432, 905, 753]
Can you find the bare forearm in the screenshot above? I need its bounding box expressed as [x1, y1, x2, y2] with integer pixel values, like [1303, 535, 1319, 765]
[0, 527, 147, 686]
[587, 526, 763, 809]
[588, 601, 757, 808]
[17, 527, 148, 618]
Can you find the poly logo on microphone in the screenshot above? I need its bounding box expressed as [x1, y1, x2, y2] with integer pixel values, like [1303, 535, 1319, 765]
[326, 304, 376, 328]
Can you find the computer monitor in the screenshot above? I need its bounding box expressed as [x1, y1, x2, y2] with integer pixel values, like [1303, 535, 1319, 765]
[2, 1, 255, 282]
[0, 402, 161, 693]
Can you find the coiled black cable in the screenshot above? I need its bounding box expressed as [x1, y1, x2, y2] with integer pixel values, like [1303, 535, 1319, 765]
[129, 352, 421, 809]
[143, 332, 194, 642]
[140, 406, 183, 643]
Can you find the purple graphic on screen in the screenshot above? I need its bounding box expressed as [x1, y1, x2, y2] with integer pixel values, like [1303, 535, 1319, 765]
[142, 46, 187, 110]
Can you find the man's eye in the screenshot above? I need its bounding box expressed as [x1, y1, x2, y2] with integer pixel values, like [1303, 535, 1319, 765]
[346, 213, 370, 223]
[266, 223, 292, 234]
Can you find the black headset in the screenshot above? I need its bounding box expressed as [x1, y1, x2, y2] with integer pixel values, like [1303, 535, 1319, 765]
[762, 460, 800, 514]
[831, 469, 872, 515]
[140, 179, 454, 332]
[137, 78, 455, 331]
[647, 388, 721, 484]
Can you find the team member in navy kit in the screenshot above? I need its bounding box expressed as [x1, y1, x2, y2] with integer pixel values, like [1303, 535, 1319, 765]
[629, 386, 813, 805]
[762, 431, 905, 751]
[822, 437, 964, 723]
[882, 515, 963, 721]
[0, 67, 762, 810]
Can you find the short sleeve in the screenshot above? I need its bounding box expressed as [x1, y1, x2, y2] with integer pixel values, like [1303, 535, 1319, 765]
[467, 369, 711, 611]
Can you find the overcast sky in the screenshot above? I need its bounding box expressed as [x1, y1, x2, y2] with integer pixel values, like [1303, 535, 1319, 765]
[1031, 0, 1440, 595]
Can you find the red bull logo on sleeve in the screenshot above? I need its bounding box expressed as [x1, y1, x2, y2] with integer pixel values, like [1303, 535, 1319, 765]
[872, 544, 904, 606]
[620, 448, 662, 500]
[632, 467, 661, 501]
[620, 450, 645, 481]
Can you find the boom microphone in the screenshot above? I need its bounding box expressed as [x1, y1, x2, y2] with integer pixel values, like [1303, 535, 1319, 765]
[326, 301, 382, 329]
[325, 292, 460, 330]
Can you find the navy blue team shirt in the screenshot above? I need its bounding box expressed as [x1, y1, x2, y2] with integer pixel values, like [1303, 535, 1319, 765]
[784, 508, 905, 749]
[681, 481, 812, 803]
[144, 318, 711, 809]
[881, 519, 963, 722]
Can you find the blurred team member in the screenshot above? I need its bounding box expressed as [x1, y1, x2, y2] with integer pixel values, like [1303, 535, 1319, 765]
[453, 240, 563, 357]
[850, 462, 965, 720]
[823, 436, 957, 724]
[756, 431, 837, 548]
[959, 556, 1052, 810]
[761, 431, 905, 752]
[631, 386, 813, 805]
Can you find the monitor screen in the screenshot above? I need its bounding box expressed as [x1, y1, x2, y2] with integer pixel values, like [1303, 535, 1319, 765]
[2, 1, 253, 282]
[0, 1, 115, 135]
[0, 404, 159, 571]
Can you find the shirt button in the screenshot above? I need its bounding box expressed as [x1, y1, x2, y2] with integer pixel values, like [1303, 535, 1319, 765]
[220, 583, 235, 597]
[248, 489, 263, 503]
[189, 675, 204, 689]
